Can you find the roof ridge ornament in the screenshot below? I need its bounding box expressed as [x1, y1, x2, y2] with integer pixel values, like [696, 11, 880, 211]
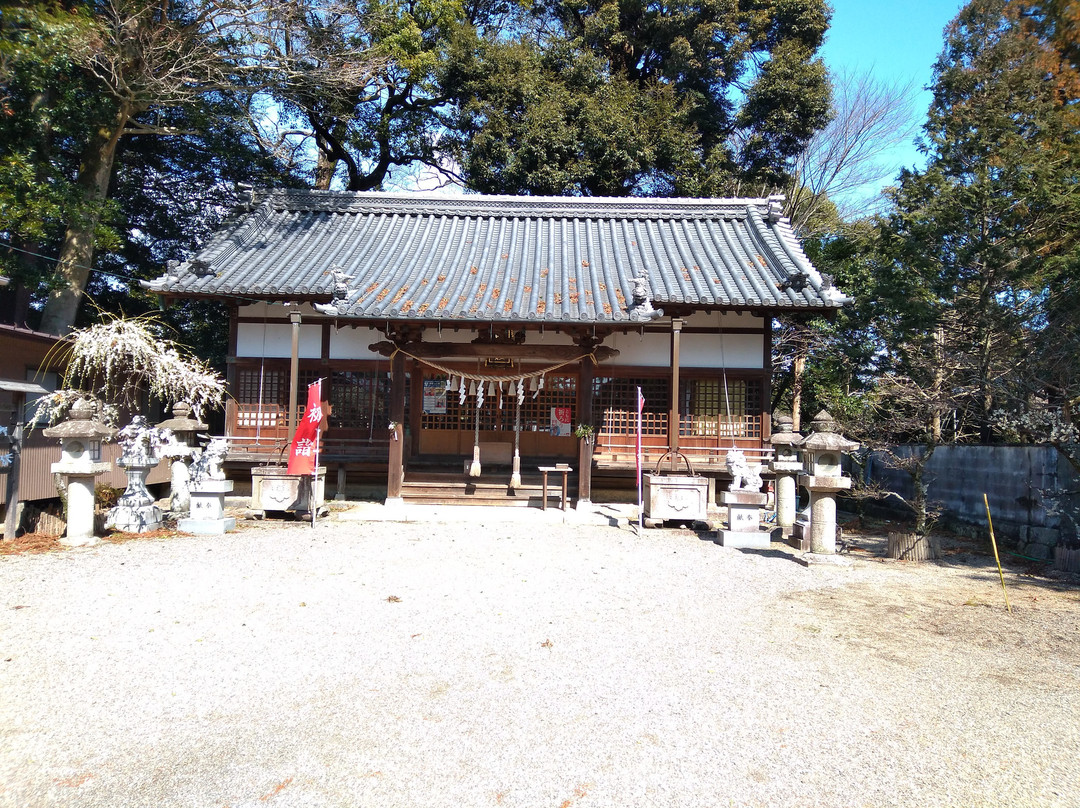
[627, 273, 664, 322]
[313, 265, 355, 317]
[766, 194, 785, 224]
[188, 258, 215, 278]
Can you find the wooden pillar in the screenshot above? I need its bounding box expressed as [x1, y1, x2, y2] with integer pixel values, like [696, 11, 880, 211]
[668, 318, 683, 467]
[408, 359, 423, 458]
[762, 313, 773, 415]
[386, 348, 406, 502]
[225, 305, 238, 398]
[576, 355, 595, 504]
[288, 309, 301, 436]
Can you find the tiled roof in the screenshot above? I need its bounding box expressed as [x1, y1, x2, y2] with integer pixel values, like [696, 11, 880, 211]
[144, 190, 849, 322]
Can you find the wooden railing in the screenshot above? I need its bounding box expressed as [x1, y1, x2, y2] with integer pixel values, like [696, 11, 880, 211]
[593, 410, 771, 470]
[223, 401, 391, 465]
[226, 400, 301, 447]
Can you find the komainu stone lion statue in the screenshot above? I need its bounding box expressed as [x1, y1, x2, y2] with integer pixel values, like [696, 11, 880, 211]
[725, 449, 763, 492]
[189, 438, 228, 484]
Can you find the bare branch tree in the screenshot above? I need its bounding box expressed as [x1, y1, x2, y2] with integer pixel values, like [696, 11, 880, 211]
[785, 68, 920, 236]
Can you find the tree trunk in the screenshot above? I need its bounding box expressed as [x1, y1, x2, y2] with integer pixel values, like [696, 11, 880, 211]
[38, 105, 129, 335]
[908, 441, 936, 536]
[313, 150, 337, 190]
[791, 353, 806, 431]
[932, 325, 944, 442]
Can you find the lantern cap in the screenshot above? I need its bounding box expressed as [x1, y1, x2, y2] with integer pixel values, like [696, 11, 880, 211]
[800, 410, 859, 452]
[769, 413, 804, 446]
[157, 400, 207, 432]
[43, 399, 116, 441]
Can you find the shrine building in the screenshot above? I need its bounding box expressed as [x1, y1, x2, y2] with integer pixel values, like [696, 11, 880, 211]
[143, 190, 848, 506]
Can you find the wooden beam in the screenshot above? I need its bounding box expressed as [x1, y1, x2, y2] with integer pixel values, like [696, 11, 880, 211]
[367, 341, 618, 363]
[3, 395, 24, 540]
[577, 355, 595, 504]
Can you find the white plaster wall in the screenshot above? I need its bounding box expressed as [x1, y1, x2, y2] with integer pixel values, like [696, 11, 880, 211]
[236, 322, 322, 359]
[238, 302, 279, 318]
[330, 327, 384, 360]
[606, 330, 763, 369]
[606, 331, 670, 367]
[233, 302, 763, 367]
[680, 332, 763, 369]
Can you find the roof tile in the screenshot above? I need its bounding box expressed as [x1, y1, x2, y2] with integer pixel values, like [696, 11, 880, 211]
[145, 190, 848, 320]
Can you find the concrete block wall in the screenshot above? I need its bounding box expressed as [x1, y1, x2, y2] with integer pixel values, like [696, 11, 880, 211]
[864, 445, 1078, 560]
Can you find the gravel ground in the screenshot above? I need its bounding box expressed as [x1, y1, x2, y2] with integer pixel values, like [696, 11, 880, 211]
[1, 504, 1079, 808]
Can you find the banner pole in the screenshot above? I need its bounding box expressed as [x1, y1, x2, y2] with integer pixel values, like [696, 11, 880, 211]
[312, 378, 324, 529]
[637, 386, 644, 530]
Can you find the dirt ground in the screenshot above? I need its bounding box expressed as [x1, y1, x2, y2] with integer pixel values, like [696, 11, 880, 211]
[786, 520, 1080, 685]
[3, 505, 1079, 807]
[7, 509, 1078, 668]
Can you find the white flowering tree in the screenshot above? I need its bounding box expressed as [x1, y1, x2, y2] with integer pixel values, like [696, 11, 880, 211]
[37, 314, 226, 427]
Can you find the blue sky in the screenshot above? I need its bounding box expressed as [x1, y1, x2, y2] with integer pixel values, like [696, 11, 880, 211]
[819, 0, 967, 182]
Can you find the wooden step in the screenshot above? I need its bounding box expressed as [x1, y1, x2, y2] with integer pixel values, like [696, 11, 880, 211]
[401, 471, 576, 508]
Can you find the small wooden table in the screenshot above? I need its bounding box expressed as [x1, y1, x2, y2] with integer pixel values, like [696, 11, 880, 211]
[538, 464, 572, 511]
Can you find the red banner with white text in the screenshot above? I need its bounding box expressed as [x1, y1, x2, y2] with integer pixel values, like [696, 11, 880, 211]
[287, 380, 323, 475]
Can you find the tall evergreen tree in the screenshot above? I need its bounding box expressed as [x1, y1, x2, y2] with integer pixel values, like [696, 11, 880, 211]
[444, 0, 832, 196]
[882, 0, 1080, 442]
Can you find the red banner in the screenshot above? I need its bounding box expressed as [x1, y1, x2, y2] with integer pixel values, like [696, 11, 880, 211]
[287, 380, 323, 475]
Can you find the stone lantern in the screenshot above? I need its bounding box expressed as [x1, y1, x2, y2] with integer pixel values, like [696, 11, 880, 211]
[106, 416, 166, 534]
[157, 401, 207, 517]
[768, 414, 804, 539]
[43, 399, 116, 546]
[798, 410, 859, 556]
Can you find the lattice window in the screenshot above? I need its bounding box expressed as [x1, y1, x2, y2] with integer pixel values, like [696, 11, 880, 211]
[593, 376, 670, 436]
[236, 404, 284, 429]
[420, 374, 467, 431]
[236, 367, 287, 407]
[527, 374, 576, 435]
[679, 378, 762, 438]
[420, 373, 575, 433]
[329, 371, 391, 431]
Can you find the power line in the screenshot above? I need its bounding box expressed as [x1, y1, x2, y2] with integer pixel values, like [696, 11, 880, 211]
[0, 240, 133, 284]
[0, 239, 291, 308]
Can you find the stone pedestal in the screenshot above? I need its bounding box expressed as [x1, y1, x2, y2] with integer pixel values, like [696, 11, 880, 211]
[179, 478, 236, 535]
[770, 460, 803, 537]
[168, 457, 192, 516]
[55, 468, 111, 547]
[718, 490, 770, 549]
[798, 475, 851, 556]
[107, 460, 162, 533]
